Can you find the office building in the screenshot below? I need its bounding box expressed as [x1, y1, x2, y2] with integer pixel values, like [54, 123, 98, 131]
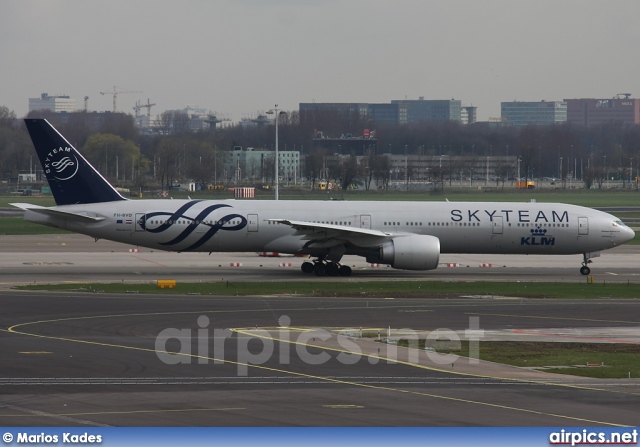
[226, 147, 301, 184]
[501, 101, 567, 126]
[301, 98, 465, 126]
[391, 97, 461, 123]
[28, 93, 77, 113]
[564, 97, 640, 126]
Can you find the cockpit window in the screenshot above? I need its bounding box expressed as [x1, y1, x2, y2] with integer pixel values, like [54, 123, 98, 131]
[613, 220, 627, 227]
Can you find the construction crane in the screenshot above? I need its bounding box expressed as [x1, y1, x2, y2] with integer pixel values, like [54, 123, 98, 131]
[100, 86, 142, 113]
[133, 98, 156, 118]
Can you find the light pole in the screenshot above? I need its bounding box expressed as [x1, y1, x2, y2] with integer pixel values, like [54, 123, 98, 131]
[485, 156, 489, 186]
[266, 105, 285, 200]
[404, 145, 408, 191]
[517, 156, 521, 186]
[559, 157, 563, 185]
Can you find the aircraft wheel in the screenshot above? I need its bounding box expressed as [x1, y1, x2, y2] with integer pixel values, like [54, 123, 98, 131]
[338, 265, 352, 277]
[314, 262, 327, 276]
[325, 262, 340, 276]
[580, 266, 591, 276]
[301, 261, 315, 274]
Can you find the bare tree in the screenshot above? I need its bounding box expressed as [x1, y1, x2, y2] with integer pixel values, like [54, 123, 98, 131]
[372, 155, 390, 190]
[160, 111, 191, 135]
[154, 139, 181, 189]
[0, 106, 17, 128]
[304, 149, 325, 189]
[82, 133, 143, 183]
[495, 163, 510, 189]
[340, 155, 359, 191]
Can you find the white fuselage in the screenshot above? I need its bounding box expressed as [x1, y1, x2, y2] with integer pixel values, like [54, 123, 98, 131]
[23, 199, 634, 257]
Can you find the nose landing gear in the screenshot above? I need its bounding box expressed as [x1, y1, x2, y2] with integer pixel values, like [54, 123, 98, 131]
[580, 253, 593, 275]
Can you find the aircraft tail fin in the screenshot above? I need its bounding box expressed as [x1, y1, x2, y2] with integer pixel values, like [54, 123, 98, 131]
[24, 119, 126, 205]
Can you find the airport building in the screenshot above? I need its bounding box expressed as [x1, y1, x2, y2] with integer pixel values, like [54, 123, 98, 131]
[385, 154, 518, 185]
[299, 102, 400, 126]
[299, 102, 369, 118]
[564, 96, 640, 126]
[225, 147, 301, 184]
[368, 103, 407, 125]
[391, 98, 462, 123]
[311, 129, 378, 156]
[163, 106, 212, 131]
[28, 93, 77, 113]
[461, 106, 477, 124]
[300, 98, 466, 126]
[501, 101, 567, 126]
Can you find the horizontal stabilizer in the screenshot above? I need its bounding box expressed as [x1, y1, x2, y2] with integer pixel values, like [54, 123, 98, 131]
[10, 203, 105, 223]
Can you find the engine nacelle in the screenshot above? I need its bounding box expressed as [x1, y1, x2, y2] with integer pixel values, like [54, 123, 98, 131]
[373, 234, 440, 270]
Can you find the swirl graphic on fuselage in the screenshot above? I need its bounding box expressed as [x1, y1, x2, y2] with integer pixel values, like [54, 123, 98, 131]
[138, 201, 247, 251]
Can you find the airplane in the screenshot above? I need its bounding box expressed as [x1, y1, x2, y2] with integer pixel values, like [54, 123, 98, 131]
[12, 118, 635, 277]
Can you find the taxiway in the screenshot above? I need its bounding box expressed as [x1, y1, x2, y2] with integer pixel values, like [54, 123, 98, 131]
[0, 235, 639, 426]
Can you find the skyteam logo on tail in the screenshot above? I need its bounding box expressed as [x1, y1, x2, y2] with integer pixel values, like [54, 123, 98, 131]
[44, 147, 79, 181]
[521, 226, 555, 246]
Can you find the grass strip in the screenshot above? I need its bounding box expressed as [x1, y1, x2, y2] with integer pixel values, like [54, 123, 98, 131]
[1, 189, 640, 207]
[0, 217, 70, 235]
[396, 340, 640, 379]
[14, 280, 640, 299]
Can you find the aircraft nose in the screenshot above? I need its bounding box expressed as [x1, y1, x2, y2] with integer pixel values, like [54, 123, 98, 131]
[623, 226, 636, 243]
[613, 224, 636, 245]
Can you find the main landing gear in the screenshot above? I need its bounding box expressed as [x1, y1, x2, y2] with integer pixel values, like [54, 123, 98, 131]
[301, 260, 352, 277]
[580, 253, 592, 276]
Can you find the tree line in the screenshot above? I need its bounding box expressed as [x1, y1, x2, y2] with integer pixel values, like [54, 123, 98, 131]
[1, 105, 639, 191]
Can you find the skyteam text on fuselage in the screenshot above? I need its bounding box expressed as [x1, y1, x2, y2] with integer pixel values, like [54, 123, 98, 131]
[13, 119, 635, 277]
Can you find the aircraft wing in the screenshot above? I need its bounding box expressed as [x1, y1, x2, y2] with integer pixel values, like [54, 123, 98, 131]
[10, 203, 106, 223]
[269, 218, 392, 248]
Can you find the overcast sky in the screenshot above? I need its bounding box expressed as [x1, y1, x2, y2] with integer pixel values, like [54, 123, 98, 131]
[2, 0, 639, 122]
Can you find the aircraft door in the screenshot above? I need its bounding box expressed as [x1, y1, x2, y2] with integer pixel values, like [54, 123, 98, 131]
[247, 214, 258, 232]
[492, 216, 503, 234]
[360, 214, 371, 229]
[578, 217, 589, 235]
[135, 213, 146, 232]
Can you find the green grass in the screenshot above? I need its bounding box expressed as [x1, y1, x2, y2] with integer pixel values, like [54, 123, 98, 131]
[14, 280, 640, 298]
[0, 217, 70, 235]
[402, 340, 640, 379]
[1, 196, 56, 207]
[138, 188, 640, 207]
[2, 188, 640, 207]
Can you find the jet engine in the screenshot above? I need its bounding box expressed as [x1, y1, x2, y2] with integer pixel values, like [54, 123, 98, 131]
[369, 234, 440, 270]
